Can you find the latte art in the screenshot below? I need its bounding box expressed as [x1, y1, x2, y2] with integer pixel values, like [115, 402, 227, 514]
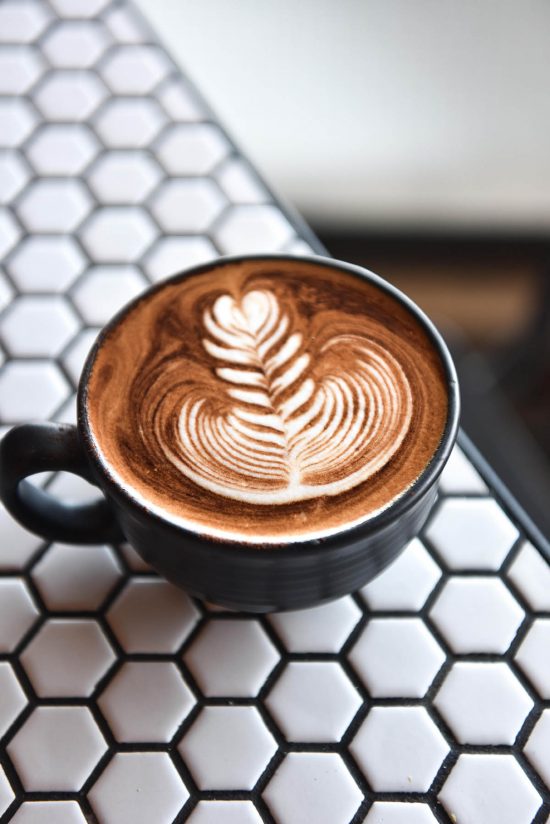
[163, 289, 413, 503]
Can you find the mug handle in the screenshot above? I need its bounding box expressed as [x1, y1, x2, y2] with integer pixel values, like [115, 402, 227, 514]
[0, 422, 124, 544]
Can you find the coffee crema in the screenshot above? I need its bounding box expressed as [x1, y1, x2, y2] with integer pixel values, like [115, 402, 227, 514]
[85, 258, 449, 543]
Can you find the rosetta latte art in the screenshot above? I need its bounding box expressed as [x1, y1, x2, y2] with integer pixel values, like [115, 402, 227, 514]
[157, 289, 414, 504]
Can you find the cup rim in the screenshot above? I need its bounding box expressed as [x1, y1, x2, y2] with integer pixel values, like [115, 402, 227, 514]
[77, 253, 460, 553]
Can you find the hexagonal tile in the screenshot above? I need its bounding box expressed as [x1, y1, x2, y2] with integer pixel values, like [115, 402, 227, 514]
[26, 124, 99, 175]
[0, 662, 27, 738]
[0, 99, 37, 147]
[263, 753, 362, 824]
[0, 208, 20, 258]
[7, 236, 86, 293]
[0, 2, 51, 43]
[0, 502, 43, 569]
[0, 767, 14, 819]
[157, 124, 230, 175]
[0, 270, 15, 312]
[31, 543, 120, 612]
[282, 237, 313, 255]
[434, 662, 533, 744]
[107, 577, 200, 653]
[93, 98, 167, 147]
[144, 236, 217, 282]
[61, 328, 100, 385]
[45, 471, 100, 505]
[438, 444, 487, 493]
[361, 538, 441, 611]
[0, 297, 80, 358]
[41, 22, 109, 68]
[10, 801, 87, 824]
[33, 72, 107, 121]
[364, 803, 437, 824]
[0, 152, 29, 204]
[429, 576, 524, 654]
[178, 706, 276, 790]
[151, 179, 225, 233]
[79, 208, 157, 262]
[349, 618, 445, 698]
[50, 0, 110, 16]
[117, 542, 152, 572]
[266, 662, 361, 742]
[439, 754, 542, 824]
[87, 151, 162, 204]
[216, 158, 267, 204]
[101, 47, 170, 94]
[0, 362, 70, 421]
[186, 801, 262, 823]
[0, 578, 39, 652]
[104, 6, 148, 44]
[515, 620, 550, 698]
[507, 541, 550, 611]
[351, 707, 449, 792]
[158, 79, 203, 121]
[0, 47, 44, 94]
[89, 752, 188, 824]
[215, 205, 294, 254]
[267, 596, 361, 652]
[70, 266, 147, 325]
[524, 710, 550, 788]
[98, 661, 195, 743]
[16, 180, 92, 232]
[7, 706, 107, 791]
[184, 619, 278, 697]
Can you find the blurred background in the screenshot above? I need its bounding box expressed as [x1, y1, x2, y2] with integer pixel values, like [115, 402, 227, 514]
[137, 0, 550, 535]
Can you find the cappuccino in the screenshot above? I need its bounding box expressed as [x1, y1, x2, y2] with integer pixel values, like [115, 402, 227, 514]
[85, 258, 448, 543]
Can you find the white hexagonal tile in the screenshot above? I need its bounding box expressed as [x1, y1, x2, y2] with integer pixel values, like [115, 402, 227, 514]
[0, 2, 51, 43]
[434, 662, 533, 744]
[0, 578, 39, 652]
[70, 266, 147, 324]
[41, 22, 109, 68]
[361, 538, 441, 611]
[93, 98, 167, 148]
[158, 80, 203, 121]
[0, 662, 27, 738]
[0, 47, 43, 94]
[7, 236, 86, 293]
[53, 391, 77, 424]
[0, 152, 29, 204]
[178, 706, 276, 790]
[7, 706, 107, 791]
[184, 619, 278, 697]
[430, 576, 524, 654]
[438, 444, 488, 493]
[107, 577, 199, 653]
[0, 767, 14, 819]
[515, 620, 550, 698]
[187, 801, 262, 823]
[0, 502, 43, 569]
[215, 205, 294, 254]
[16, 180, 92, 232]
[98, 661, 195, 743]
[426, 498, 519, 570]
[87, 151, 162, 204]
[0, 100, 37, 147]
[103, 6, 148, 44]
[101, 47, 170, 94]
[0, 297, 80, 358]
[349, 618, 445, 698]
[157, 124, 230, 175]
[117, 542, 152, 572]
[215, 159, 267, 204]
[351, 706, 449, 792]
[0, 362, 70, 421]
[263, 752, 362, 824]
[267, 596, 361, 653]
[32, 542, 121, 612]
[266, 662, 361, 742]
[79, 208, 157, 262]
[26, 124, 99, 175]
[524, 710, 550, 789]
[44, 471, 99, 505]
[151, 179, 225, 233]
[89, 752, 188, 824]
[283, 238, 315, 255]
[439, 754, 542, 824]
[33, 72, 107, 121]
[61, 328, 100, 385]
[144, 236, 217, 282]
[50, 0, 110, 16]
[10, 801, 87, 824]
[508, 541, 550, 611]
[364, 803, 438, 824]
[0, 208, 20, 258]
[0, 270, 14, 312]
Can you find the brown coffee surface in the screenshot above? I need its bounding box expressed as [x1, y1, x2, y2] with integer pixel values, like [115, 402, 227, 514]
[85, 258, 449, 543]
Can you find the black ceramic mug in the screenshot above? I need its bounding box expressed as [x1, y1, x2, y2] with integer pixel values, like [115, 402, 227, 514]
[0, 255, 459, 612]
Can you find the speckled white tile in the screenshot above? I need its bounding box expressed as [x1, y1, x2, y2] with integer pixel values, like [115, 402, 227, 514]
[438, 444, 488, 493]
[349, 618, 445, 698]
[0, 152, 29, 204]
[10, 801, 87, 824]
[263, 753, 362, 824]
[178, 706, 276, 790]
[0, 100, 37, 147]
[98, 661, 195, 743]
[429, 576, 524, 654]
[364, 802, 438, 823]
[0, 766, 14, 819]
[88, 752, 188, 824]
[434, 662, 533, 744]
[267, 596, 361, 653]
[351, 706, 449, 792]
[50, 0, 110, 17]
[157, 80, 203, 121]
[144, 236, 217, 281]
[515, 619, 550, 698]
[184, 619, 278, 697]
[151, 178, 225, 233]
[8, 236, 86, 292]
[101, 46, 170, 94]
[157, 124, 230, 175]
[107, 577, 199, 653]
[31, 543, 120, 612]
[0, 502, 43, 569]
[215, 205, 294, 253]
[7, 706, 107, 791]
[0, 47, 44, 94]
[41, 21, 109, 68]
[79, 207, 157, 261]
[0, 208, 21, 258]
[524, 710, 550, 789]
[361, 538, 441, 611]
[0, 578, 39, 652]
[87, 151, 162, 204]
[103, 6, 148, 44]
[187, 801, 262, 823]
[70, 265, 146, 323]
[16, 180, 92, 232]
[93, 98, 167, 147]
[266, 661, 361, 742]
[26, 124, 99, 175]
[439, 754, 542, 824]
[508, 542, 550, 611]
[33, 71, 107, 120]
[61, 328, 100, 385]
[215, 158, 267, 204]
[0, 297, 79, 358]
[0, 661, 27, 738]
[0, 2, 51, 43]
[0, 361, 70, 421]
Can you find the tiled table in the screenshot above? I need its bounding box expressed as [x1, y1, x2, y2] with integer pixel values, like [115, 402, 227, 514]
[0, 2, 549, 823]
